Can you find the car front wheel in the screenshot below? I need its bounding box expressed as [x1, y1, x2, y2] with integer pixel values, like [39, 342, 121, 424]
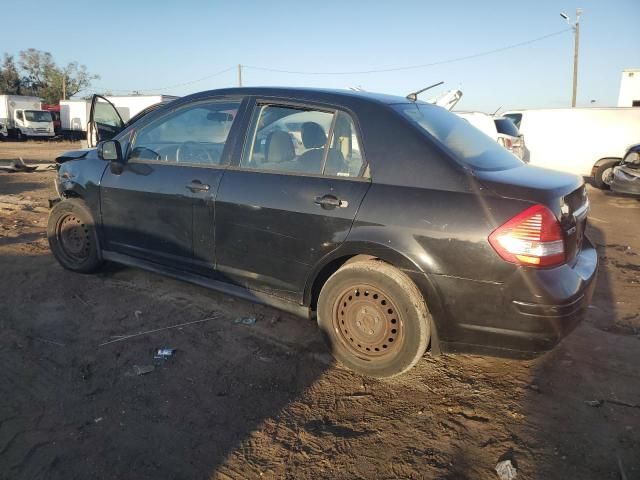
[47, 198, 103, 273]
[317, 260, 431, 378]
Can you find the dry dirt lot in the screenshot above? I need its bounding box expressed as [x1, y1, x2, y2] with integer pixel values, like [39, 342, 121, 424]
[0, 141, 639, 480]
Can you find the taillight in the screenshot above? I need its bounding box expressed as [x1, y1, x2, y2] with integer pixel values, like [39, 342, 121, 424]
[488, 204, 565, 267]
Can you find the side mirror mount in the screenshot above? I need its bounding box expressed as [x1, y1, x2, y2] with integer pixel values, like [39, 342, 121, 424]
[97, 140, 125, 174]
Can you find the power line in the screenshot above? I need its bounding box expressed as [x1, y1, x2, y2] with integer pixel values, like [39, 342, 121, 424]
[243, 28, 572, 75]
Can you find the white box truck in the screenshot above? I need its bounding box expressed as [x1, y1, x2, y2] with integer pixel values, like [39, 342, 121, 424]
[60, 95, 177, 139]
[0, 95, 55, 140]
[502, 108, 640, 188]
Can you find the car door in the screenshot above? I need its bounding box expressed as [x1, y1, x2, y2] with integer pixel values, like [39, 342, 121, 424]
[215, 100, 371, 303]
[100, 97, 244, 271]
[87, 95, 125, 147]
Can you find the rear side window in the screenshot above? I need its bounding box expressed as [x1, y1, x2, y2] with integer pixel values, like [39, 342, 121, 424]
[495, 118, 520, 137]
[241, 105, 364, 177]
[394, 103, 524, 171]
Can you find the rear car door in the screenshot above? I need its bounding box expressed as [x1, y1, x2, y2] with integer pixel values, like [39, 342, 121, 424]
[100, 98, 243, 271]
[215, 100, 370, 302]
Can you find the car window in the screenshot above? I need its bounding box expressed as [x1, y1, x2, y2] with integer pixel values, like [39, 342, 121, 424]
[130, 101, 240, 166]
[16, 111, 23, 121]
[324, 111, 365, 177]
[241, 105, 364, 177]
[94, 100, 123, 127]
[395, 103, 524, 171]
[503, 113, 522, 129]
[494, 118, 520, 137]
[241, 105, 333, 175]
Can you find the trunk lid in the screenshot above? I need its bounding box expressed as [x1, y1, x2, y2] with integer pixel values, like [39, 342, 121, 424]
[475, 164, 588, 265]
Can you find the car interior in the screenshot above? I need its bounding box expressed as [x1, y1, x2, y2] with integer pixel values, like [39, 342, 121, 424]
[128, 103, 239, 165]
[242, 106, 364, 177]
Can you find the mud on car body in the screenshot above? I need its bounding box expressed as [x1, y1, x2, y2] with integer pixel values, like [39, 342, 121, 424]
[49, 87, 597, 378]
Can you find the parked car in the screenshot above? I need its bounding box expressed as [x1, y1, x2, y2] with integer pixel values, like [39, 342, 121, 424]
[503, 108, 640, 189]
[611, 143, 640, 195]
[455, 111, 526, 161]
[48, 87, 597, 378]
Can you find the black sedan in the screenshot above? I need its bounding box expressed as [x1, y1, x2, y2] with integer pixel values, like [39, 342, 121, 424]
[48, 87, 597, 378]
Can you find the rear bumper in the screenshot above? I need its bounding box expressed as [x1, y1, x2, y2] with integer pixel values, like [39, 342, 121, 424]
[429, 237, 598, 357]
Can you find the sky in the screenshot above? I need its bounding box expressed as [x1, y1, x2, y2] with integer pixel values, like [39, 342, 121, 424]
[3, 0, 639, 112]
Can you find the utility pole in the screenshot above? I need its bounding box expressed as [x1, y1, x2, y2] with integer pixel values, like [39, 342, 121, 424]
[571, 8, 581, 108]
[62, 73, 66, 100]
[237, 64, 243, 87]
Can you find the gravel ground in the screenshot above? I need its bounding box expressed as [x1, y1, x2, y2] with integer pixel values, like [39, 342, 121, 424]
[0, 141, 639, 480]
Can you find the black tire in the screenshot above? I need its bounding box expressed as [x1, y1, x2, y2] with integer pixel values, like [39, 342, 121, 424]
[16, 130, 24, 141]
[593, 159, 619, 189]
[317, 260, 431, 378]
[47, 198, 103, 273]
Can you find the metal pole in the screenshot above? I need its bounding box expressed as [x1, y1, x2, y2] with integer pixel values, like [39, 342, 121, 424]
[237, 64, 242, 87]
[571, 8, 581, 108]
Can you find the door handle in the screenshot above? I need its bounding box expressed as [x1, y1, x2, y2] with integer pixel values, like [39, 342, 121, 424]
[186, 180, 210, 192]
[314, 195, 348, 209]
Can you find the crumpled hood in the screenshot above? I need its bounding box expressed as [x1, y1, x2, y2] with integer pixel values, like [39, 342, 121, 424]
[55, 149, 92, 164]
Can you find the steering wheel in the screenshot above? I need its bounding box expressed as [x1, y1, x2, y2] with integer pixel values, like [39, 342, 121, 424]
[176, 141, 213, 164]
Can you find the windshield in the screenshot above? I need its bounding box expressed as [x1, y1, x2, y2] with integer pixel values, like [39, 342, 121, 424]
[494, 118, 520, 137]
[24, 110, 52, 122]
[394, 103, 524, 171]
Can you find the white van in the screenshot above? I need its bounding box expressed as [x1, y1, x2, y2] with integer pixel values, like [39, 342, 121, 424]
[503, 108, 640, 188]
[455, 111, 526, 160]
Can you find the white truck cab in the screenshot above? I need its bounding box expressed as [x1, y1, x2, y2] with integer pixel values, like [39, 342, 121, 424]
[0, 95, 55, 140]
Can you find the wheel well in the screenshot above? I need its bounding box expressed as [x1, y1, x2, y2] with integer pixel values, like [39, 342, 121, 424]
[308, 254, 379, 310]
[591, 157, 621, 175]
[62, 190, 80, 198]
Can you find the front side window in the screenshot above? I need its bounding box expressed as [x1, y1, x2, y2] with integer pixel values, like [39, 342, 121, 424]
[94, 101, 122, 127]
[16, 111, 24, 121]
[241, 105, 363, 177]
[130, 101, 240, 166]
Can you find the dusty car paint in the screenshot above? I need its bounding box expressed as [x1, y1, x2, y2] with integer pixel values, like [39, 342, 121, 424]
[53, 87, 597, 358]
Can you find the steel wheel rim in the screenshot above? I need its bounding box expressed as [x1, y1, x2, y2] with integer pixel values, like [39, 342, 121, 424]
[56, 214, 91, 263]
[602, 167, 614, 185]
[332, 284, 404, 360]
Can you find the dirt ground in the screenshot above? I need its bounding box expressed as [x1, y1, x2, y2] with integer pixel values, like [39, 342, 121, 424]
[1, 141, 639, 480]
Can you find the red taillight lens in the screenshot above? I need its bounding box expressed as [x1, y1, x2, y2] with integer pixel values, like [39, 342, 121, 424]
[488, 204, 565, 267]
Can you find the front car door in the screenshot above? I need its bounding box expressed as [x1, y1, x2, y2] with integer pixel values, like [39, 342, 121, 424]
[215, 100, 370, 302]
[87, 95, 125, 147]
[100, 97, 244, 271]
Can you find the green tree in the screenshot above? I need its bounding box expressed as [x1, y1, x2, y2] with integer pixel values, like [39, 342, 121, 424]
[14, 48, 99, 103]
[0, 54, 23, 94]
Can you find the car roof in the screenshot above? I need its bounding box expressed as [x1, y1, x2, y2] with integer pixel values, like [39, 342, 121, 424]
[185, 86, 416, 107]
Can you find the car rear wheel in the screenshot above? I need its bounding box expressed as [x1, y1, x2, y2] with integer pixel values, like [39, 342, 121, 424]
[317, 260, 431, 378]
[47, 198, 103, 273]
[593, 159, 619, 189]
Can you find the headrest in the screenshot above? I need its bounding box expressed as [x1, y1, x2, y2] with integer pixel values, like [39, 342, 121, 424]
[301, 122, 327, 149]
[265, 130, 295, 163]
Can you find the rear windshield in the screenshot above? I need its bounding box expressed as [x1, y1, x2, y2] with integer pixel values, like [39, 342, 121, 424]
[503, 113, 522, 129]
[494, 117, 520, 137]
[394, 103, 524, 171]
